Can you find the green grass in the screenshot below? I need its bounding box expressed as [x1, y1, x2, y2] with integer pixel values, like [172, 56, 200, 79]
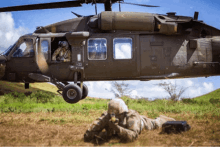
[121, 96, 220, 118]
[0, 82, 219, 146]
[0, 90, 109, 113]
[0, 81, 219, 118]
[0, 88, 219, 119]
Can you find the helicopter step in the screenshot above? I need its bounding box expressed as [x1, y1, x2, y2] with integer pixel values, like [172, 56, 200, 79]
[28, 73, 88, 104]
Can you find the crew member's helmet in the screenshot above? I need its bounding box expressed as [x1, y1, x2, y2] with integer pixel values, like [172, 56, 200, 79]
[108, 98, 128, 115]
[59, 41, 69, 48]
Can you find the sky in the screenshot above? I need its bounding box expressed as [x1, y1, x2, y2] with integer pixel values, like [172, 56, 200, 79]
[0, 0, 220, 99]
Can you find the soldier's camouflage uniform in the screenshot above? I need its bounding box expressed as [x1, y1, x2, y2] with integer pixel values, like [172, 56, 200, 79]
[84, 98, 175, 142]
[52, 41, 71, 62]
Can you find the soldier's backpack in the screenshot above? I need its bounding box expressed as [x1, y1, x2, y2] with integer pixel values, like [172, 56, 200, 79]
[162, 121, 191, 134]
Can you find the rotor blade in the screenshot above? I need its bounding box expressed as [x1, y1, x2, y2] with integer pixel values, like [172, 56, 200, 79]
[120, 2, 160, 7]
[0, 1, 82, 12]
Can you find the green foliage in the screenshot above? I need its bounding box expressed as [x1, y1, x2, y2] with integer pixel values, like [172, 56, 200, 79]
[0, 89, 219, 117]
[182, 98, 197, 104]
[209, 98, 220, 105]
[0, 90, 109, 113]
[29, 90, 62, 103]
[121, 96, 134, 105]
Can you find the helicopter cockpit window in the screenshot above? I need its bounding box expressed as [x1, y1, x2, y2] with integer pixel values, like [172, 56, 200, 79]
[88, 38, 107, 60]
[2, 43, 16, 56]
[12, 39, 34, 57]
[113, 38, 132, 59]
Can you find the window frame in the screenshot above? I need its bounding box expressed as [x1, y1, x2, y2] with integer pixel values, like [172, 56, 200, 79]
[41, 40, 49, 54]
[113, 37, 133, 60]
[87, 38, 107, 61]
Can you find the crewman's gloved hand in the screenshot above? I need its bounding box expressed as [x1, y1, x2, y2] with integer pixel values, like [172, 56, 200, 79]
[84, 130, 97, 142]
[59, 57, 65, 61]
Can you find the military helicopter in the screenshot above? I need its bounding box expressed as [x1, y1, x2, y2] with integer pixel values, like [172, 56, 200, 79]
[0, 0, 220, 104]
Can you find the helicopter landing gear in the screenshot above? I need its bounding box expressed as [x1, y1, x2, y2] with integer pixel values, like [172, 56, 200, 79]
[62, 82, 88, 103]
[77, 83, 88, 100]
[82, 84, 88, 100]
[62, 84, 82, 104]
[50, 71, 88, 103]
[74, 71, 88, 100]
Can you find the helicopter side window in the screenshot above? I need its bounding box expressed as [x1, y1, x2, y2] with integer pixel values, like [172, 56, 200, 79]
[88, 38, 107, 60]
[41, 40, 49, 60]
[12, 39, 34, 57]
[113, 38, 132, 59]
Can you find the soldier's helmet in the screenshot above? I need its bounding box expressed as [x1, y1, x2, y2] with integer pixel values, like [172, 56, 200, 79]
[108, 98, 128, 115]
[59, 41, 69, 48]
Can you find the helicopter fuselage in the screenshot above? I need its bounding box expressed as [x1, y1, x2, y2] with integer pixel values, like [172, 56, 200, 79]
[0, 11, 220, 103]
[1, 11, 220, 82]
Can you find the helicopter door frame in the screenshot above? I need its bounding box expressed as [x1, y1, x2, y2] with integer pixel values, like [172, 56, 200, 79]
[109, 34, 138, 79]
[84, 35, 111, 79]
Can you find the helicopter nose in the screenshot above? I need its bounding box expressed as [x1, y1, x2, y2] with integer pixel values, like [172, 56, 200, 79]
[0, 55, 6, 80]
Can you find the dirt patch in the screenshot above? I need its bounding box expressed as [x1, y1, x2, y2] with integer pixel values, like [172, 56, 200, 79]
[0, 112, 219, 146]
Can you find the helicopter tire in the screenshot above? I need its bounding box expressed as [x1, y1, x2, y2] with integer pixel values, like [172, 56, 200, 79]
[62, 84, 82, 104]
[81, 84, 88, 100]
[77, 83, 88, 100]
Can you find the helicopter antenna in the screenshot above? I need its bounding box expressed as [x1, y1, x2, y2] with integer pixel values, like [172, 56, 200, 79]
[94, 0, 97, 15]
[194, 11, 199, 20]
[119, 2, 159, 8]
[71, 11, 83, 17]
[119, 1, 121, 12]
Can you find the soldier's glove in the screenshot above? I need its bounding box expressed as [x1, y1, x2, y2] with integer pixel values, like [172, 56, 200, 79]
[56, 55, 63, 60]
[84, 131, 96, 142]
[59, 57, 65, 61]
[109, 118, 120, 133]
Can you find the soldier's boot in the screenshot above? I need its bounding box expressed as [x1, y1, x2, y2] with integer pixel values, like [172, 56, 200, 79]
[159, 115, 176, 121]
[154, 115, 175, 129]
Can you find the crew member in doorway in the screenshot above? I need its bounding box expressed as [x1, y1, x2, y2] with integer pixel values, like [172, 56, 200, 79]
[52, 41, 71, 62]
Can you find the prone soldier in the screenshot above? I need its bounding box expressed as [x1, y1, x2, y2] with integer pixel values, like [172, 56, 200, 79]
[84, 98, 175, 143]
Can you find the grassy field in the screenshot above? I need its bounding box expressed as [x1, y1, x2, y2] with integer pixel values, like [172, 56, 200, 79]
[0, 81, 219, 146]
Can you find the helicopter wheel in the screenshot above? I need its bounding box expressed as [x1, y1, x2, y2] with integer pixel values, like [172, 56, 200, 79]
[62, 84, 82, 104]
[77, 83, 88, 100]
[81, 84, 88, 100]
